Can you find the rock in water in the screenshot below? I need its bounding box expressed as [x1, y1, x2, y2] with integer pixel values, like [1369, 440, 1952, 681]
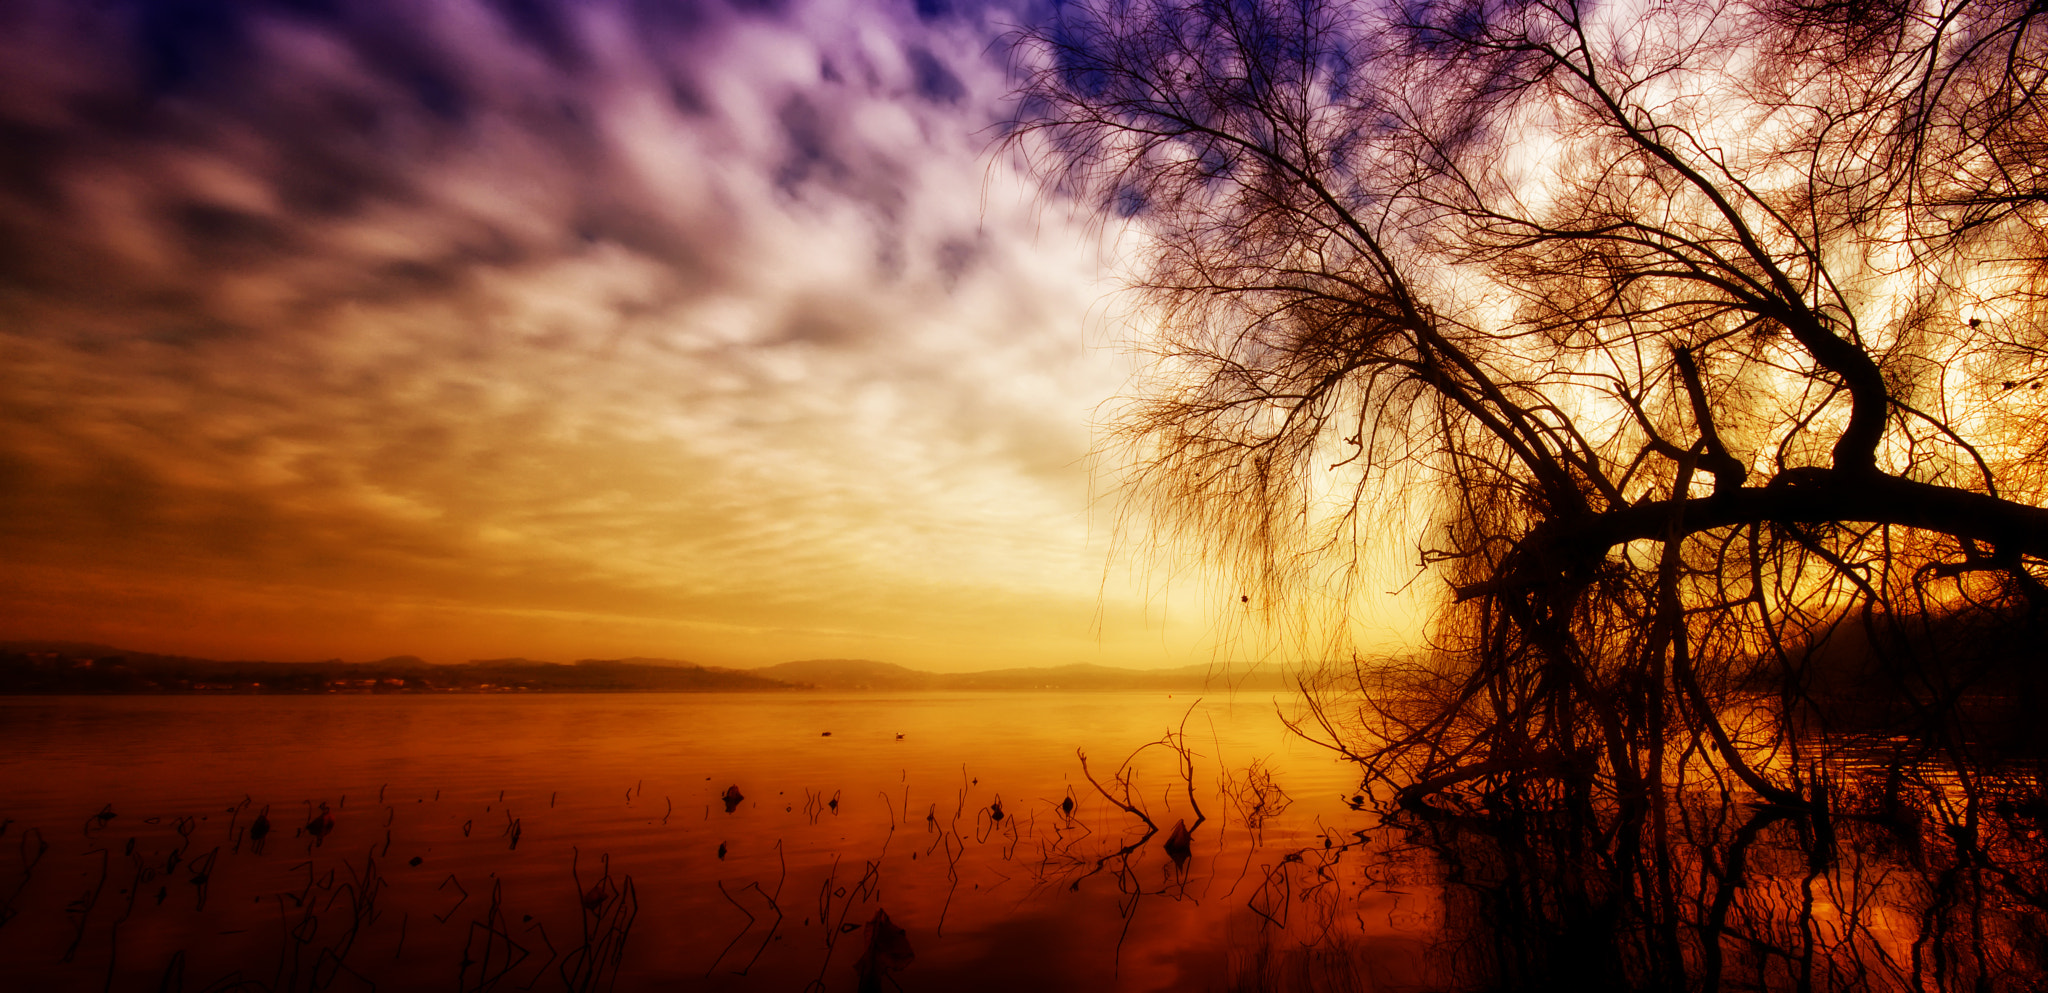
[1164, 818, 1192, 865]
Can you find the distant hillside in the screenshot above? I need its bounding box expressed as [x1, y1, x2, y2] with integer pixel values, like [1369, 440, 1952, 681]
[1766, 606, 2048, 754]
[754, 659, 936, 690]
[573, 656, 700, 668]
[0, 644, 794, 694]
[0, 643, 1304, 695]
[938, 662, 1298, 692]
[755, 658, 1298, 692]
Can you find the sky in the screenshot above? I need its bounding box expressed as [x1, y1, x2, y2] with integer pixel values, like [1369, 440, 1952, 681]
[0, 0, 1328, 670]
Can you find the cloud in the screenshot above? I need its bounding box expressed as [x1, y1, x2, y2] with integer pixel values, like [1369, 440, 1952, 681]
[0, 0, 1211, 667]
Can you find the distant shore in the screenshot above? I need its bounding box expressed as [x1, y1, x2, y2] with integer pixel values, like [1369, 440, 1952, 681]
[0, 642, 1299, 695]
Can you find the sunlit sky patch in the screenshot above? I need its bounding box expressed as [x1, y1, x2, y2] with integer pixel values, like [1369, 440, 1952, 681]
[0, 0, 1224, 668]
[0, 0, 1429, 669]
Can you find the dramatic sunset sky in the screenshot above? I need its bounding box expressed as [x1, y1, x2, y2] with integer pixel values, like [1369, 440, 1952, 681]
[0, 0, 1429, 669]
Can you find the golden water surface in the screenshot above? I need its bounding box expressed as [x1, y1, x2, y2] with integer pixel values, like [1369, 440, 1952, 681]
[0, 692, 1414, 992]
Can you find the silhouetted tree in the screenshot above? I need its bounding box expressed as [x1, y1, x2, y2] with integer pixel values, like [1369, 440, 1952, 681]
[1014, 3, 2048, 985]
[1011, 0, 2048, 819]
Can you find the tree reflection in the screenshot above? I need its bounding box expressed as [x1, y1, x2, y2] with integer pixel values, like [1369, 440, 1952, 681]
[1386, 760, 2045, 992]
[1211, 747, 2043, 991]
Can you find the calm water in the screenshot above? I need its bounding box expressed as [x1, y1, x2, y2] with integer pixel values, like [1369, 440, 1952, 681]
[0, 692, 1418, 992]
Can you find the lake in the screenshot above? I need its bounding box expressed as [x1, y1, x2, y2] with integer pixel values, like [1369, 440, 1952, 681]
[0, 692, 1425, 992]
[4, 691, 2041, 993]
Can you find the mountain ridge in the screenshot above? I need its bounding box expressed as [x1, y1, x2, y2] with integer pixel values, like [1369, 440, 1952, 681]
[0, 642, 1299, 694]
[752, 657, 1296, 691]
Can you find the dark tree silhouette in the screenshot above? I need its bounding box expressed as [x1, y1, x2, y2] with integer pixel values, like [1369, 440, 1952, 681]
[1012, 0, 2048, 984]
[1012, 6, 2048, 984]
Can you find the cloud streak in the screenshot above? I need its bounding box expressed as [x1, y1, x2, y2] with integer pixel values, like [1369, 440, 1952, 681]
[0, 0, 1212, 667]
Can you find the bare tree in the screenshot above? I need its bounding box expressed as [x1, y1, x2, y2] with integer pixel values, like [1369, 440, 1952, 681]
[1008, 0, 2048, 817]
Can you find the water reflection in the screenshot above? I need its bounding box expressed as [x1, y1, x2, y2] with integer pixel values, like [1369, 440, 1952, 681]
[1224, 745, 2047, 992]
[0, 693, 1352, 992]
[0, 693, 2041, 990]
